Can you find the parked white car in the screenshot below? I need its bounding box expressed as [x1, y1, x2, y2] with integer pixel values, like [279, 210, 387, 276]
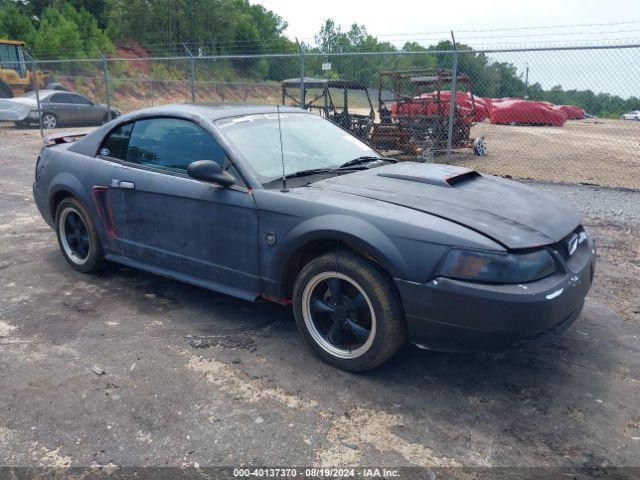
[621, 110, 640, 120]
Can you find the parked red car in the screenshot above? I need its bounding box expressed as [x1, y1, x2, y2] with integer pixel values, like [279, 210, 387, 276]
[555, 105, 586, 120]
[489, 99, 567, 127]
[410, 91, 489, 122]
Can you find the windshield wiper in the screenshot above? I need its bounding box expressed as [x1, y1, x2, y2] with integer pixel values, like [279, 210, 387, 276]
[338, 156, 395, 169]
[270, 158, 394, 185]
[284, 167, 336, 179]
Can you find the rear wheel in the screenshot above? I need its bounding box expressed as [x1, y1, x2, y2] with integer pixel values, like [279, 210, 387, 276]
[55, 197, 105, 273]
[292, 251, 407, 371]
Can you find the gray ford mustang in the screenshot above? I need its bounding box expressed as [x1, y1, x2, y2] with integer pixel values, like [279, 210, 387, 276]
[32, 104, 596, 371]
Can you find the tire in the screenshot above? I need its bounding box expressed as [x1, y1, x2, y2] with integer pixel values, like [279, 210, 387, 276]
[55, 197, 106, 273]
[42, 113, 57, 129]
[292, 251, 407, 371]
[472, 136, 487, 156]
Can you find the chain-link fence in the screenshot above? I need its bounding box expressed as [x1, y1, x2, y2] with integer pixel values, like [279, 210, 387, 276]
[10, 44, 640, 190]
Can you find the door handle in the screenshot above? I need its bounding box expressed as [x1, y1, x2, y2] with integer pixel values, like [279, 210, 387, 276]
[111, 179, 135, 190]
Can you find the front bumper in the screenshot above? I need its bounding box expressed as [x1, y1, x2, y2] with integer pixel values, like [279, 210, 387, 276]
[395, 235, 596, 352]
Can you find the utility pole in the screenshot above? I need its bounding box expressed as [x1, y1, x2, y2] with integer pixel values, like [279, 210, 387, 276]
[523, 64, 529, 99]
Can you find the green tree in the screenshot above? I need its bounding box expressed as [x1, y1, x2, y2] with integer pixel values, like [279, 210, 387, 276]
[29, 6, 85, 58]
[0, 2, 37, 43]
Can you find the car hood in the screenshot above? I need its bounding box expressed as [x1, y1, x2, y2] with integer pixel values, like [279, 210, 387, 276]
[310, 162, 580, 249]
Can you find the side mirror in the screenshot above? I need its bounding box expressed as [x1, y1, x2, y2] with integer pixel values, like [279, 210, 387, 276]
[187, 160, 236, 187]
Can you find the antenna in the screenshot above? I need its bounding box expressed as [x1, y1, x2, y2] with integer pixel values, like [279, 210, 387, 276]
[276, 105, 288, 193]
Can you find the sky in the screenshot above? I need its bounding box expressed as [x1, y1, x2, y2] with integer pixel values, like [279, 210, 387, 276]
[254, 0, 640, 47]
[252, 0, 640, 97]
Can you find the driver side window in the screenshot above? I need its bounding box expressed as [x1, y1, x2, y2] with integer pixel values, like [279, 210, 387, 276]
[126, 118, 226, 173]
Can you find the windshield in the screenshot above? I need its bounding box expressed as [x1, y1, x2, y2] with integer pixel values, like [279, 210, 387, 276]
[215, 112, 378, 183]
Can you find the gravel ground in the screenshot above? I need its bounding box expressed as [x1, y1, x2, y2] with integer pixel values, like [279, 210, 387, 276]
[528, 181, 640, 223]
[1, 125, 639, 473]
[455, 119, 640, 191]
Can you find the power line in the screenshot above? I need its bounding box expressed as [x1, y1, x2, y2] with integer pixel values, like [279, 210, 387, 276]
[411, 29, 640, 42]
[313, 19, 640, 39]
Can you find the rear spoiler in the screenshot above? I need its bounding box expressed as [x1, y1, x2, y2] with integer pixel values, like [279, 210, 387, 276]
[43, 130, 88, 147]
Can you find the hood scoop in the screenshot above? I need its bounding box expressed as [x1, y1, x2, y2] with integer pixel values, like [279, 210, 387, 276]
[377, 164, 481, 188]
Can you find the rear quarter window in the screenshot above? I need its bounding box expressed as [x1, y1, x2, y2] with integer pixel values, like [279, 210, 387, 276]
[99, 123, 133, 160]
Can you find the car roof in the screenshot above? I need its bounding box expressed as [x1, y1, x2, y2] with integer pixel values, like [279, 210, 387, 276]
[122, 103, 307, 121]
[68, 103, 310, 158]
[27, 90, 82, 98]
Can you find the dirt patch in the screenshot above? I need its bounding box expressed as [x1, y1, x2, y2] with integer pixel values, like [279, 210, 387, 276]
[0, 321, 17, 337]
[186, 354, 318, 410]
[453, 119, 640, 190]
[185, 333, 257, 351]
[315, 407, 468, 467]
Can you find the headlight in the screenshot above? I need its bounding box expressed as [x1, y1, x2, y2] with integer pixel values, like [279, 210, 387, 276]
[439, 248, 556, 284]
[28, 110, 39, 119]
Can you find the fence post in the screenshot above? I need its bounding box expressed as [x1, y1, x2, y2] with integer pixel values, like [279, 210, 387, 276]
[101, 52, 112, 121]
[446, 31, 458, 163]
[25, 51, 44, 137]
[296, 38, 305, 109]
[183, 43, 196, 103]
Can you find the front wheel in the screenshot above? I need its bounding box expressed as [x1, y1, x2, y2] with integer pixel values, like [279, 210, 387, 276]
[42, 113, 57, 129]
[55, 197, 106, 273]
[292, 251, 407, 371]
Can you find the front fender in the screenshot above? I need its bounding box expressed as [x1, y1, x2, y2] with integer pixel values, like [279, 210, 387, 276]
[269, 214, 409, 288]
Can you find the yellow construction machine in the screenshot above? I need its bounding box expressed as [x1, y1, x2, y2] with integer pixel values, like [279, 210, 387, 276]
[0, 40, 51, 98]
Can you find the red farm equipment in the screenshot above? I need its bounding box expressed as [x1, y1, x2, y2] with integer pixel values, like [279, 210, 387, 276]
[370, 69, 486, 158]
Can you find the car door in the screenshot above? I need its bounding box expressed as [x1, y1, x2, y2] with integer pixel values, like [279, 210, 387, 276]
[98, 117, 260, 297]
[47, 93, 75, 124]
[68, 94, 102, 124]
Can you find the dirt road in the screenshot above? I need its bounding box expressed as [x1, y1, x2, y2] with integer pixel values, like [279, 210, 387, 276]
[1, 126, 639, 474]
[455, 118, 640, 190]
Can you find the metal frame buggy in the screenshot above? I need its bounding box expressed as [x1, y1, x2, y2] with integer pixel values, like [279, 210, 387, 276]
[281, 77, 375, 141]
